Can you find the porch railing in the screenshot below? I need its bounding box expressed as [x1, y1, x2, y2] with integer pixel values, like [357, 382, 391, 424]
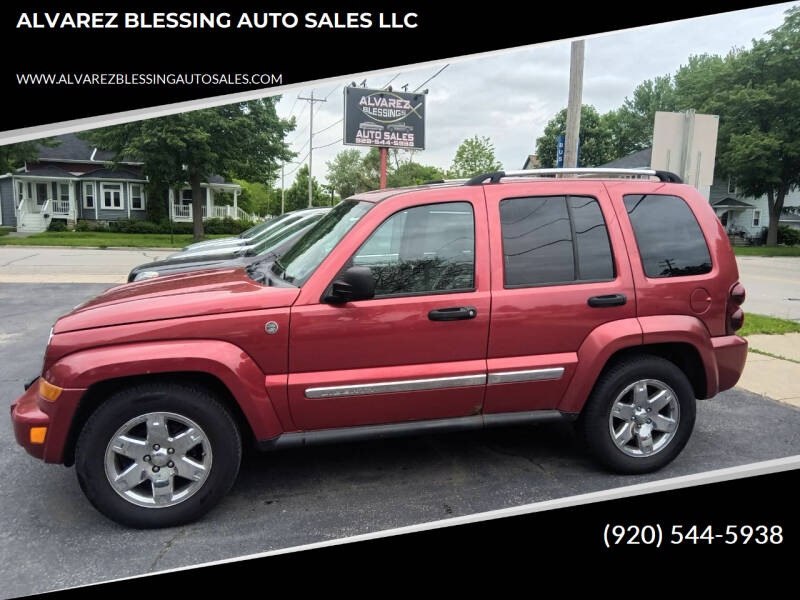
[52, 199, 70, 214]
[173, 204, 254, 221]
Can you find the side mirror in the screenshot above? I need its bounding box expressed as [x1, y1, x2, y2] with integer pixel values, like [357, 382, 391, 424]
[326, 266, 376, 303]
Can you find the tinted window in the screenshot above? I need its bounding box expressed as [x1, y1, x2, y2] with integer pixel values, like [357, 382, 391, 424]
[623, 194, 712, 278]
[499, 195, 614, 286]
[570, 196, 615, 281]
[348, 202, 475, 296]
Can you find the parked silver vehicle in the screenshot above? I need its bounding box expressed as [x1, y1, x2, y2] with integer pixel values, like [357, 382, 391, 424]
[177, 208, 328, 257]
[129, 208, 330, 282]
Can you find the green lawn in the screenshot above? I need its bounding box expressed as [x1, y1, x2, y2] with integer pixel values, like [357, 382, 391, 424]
[0, 231, 230, 248]
[740, 313, 800, 337]
[733, 246, 800, 257]
[0, 227, 13, 237]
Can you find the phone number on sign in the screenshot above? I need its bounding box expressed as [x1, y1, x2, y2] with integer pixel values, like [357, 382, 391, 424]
[603, 524, 784, 547]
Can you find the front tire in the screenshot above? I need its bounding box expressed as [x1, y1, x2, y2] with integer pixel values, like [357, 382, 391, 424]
[75, 382, 241, 528]
[578, 355, 696, 474]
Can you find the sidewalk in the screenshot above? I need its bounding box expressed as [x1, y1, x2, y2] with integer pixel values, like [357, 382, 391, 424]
[737, 333, 800, 408]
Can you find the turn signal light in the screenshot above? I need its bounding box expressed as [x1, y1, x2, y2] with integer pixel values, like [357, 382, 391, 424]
[39, 379, 63, 403]
[30, 427, 47, 444]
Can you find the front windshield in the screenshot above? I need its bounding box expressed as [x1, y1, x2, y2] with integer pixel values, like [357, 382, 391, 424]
[247, 213, 326, 256]
[272, 200, 373, 286]
[239, 217, 276, 239]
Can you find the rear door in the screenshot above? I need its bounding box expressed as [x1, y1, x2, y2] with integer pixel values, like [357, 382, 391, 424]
[287, 187, 491, 430]
[482, 181, 637, 413]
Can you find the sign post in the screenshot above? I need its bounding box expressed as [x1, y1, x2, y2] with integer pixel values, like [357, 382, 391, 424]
[380, 147, 388, 189]
[343, 86, 426, 189]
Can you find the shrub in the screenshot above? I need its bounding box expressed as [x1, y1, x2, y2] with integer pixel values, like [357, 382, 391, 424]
[73, 217, 256, 235]
[779, 225, 800, 246]
[47, 219, 68, 232]
[75, 220, 110, 232]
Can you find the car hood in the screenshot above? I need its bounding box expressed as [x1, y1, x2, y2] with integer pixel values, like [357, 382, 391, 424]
[54, 268, 299, 333]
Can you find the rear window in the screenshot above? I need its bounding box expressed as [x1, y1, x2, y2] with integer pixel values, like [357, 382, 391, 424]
[623, 194, 712, 278]
[499, 195, 615, 287]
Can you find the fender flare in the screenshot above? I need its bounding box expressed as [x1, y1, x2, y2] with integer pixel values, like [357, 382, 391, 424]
[46, 339, 285, 441]
[557, 316, 719, 414]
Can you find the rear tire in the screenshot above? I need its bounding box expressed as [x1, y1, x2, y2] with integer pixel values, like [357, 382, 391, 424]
[75, 381, 241, 528]
[578, 355, 696, 474]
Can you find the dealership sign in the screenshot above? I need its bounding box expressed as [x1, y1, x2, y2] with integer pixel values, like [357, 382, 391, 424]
[343, 86, 425, 150]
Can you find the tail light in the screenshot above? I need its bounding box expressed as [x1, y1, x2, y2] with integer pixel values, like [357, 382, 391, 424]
[726, 282, 746, 334]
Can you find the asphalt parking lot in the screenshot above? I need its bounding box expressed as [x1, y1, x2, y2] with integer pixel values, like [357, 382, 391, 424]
[1, 281, 799, 596]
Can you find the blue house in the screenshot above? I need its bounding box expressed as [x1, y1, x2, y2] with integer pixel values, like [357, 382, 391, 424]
[0, 133, 247, 232]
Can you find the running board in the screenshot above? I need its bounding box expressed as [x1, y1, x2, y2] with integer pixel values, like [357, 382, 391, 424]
[257, 410, 573, 451]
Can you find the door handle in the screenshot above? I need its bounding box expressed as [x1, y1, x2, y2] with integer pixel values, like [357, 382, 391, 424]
[428, 306, 478, 321]
[587, 294, 627, 308]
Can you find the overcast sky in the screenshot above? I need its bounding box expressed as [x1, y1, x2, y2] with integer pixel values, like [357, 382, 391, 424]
[276, 3, 797, 184]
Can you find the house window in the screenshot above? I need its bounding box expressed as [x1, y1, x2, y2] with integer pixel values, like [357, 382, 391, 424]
[753, 210, 761, 227]
[130, 184, 145, 210]
[728, 178, 736, 194]
[59, 183, 70, 202]
[181, 189, 193, 203]
[84, 183, 95, 209]
[101, 183, 123, 210]
[16, 182, 23, 203]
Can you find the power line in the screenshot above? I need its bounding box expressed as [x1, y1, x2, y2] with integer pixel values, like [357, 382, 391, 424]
[284, 152, 310, 177]
[284, 96, 299, 121]
[314, 118, 343, 137]
[382, 73, 400, 88]
[413, 64, 449, 92]
[323, 84, 341, 100]
[313, 137, 343, 150]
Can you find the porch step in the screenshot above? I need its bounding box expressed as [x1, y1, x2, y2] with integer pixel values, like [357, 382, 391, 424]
[17, 213, 48, 233]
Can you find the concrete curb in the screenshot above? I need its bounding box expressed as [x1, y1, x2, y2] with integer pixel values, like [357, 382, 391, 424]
[0, 244, 177, 251]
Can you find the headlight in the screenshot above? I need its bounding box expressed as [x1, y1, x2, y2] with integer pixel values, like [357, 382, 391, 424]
[41, 326, 54, 375]
[134, 271, 160, 281]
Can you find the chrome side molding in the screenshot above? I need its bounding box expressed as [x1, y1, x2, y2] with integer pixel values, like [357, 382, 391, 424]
[305, 374, 487, 399]
[487, 367, 565, 385]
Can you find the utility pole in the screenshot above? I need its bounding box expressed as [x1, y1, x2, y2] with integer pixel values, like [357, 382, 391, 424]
[564, 40, 585, 169]
[280, 163, 285, 215]
[297, 90, 327, 207]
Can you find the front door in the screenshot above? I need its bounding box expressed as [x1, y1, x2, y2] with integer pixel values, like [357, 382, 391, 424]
[34, 182, 49, 210]
[287, 189, 491, 430]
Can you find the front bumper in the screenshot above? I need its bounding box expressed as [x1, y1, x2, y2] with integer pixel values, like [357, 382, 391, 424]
[712, 334, 748, 393]
[10, 378, 86, 464]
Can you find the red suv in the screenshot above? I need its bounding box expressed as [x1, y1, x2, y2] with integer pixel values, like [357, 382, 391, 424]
[10, 168, 748, 528]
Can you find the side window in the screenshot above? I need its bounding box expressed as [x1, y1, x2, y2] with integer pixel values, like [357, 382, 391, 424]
[348, 201, 475, 297]
[499, 195, 614, 287]
[623, 194, 712, 278]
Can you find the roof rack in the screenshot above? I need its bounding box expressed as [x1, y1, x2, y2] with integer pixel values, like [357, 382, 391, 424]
[464, 168, 683, 186]
[422, 178, 470, 185]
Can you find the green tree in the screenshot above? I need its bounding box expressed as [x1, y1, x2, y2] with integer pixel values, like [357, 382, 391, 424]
[604, 75, 678, 159]
[387, 161, 444, 187]
[284, 164, 326, 211]
[670, 7, 800, 245]
[536, 105, 614, 168]
[447, 136, 503, 178]
[80, 98, 295, 240]
[235, 179, 281, 216]
[326, 149, 370, 199]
